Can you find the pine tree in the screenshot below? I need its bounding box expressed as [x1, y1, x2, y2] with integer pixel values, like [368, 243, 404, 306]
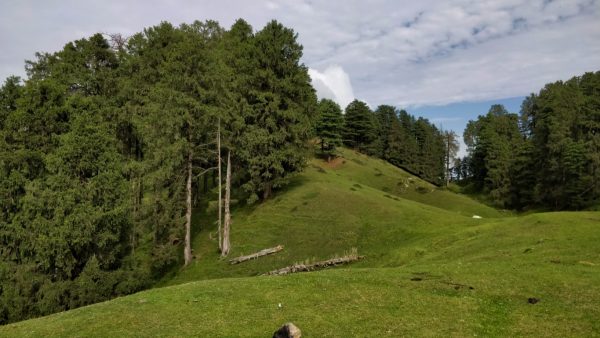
[315, 98, 343, 161]
[374, 105, 397, 159]
[463, 105, 522, 206]
[236, 20, 318, 202]
[343, 99, 376, 152]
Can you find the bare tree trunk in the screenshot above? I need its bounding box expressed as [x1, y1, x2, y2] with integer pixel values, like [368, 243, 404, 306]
[203, 172, 208, 194]
[184, 148, 193, 266]
[229, 245, 283, 264]
[217, 118, 222, 252]
[131, 178, 137, 254]
[445, 133, 450, 187]
[263, 249, 363, 276]
[132, 174, 143, 253]
[222, 151, 232, 256]
[263, 181, 272, 200]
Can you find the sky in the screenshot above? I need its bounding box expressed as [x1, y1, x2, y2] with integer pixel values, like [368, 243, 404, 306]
[1, 0, 599, 155]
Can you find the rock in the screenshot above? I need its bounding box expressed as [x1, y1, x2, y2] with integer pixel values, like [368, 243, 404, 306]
[273, 322, 301, 338]
[472, 215, 482, 219]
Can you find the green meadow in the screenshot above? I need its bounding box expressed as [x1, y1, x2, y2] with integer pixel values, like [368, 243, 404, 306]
[3, 149, 599, 337]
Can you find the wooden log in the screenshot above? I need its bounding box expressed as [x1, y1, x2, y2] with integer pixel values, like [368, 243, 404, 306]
[263, 251, 364, 276]
[229, 245, 284, 264]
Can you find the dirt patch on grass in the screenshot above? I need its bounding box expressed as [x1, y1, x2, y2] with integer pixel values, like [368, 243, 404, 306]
[323, 156, 345, 169]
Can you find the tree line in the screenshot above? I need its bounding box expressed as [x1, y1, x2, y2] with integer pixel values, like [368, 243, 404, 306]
[456, 71, 600, 210]
[0, 19, 317, 324]
[315, 98, 453, 185]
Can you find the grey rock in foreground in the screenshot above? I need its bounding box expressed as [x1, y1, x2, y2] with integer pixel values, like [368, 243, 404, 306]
[273, 322, 301, 338]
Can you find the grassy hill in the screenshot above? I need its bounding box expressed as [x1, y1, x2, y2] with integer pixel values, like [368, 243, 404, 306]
[2, 149, 599, 337]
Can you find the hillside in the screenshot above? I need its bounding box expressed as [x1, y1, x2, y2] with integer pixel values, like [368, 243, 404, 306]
[2, 149, 599, 337]
[165, 148, 504, 285]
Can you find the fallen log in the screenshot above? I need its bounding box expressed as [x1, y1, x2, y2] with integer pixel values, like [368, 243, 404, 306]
[263, 250, 364, 276]
[229, 245, 284, 264]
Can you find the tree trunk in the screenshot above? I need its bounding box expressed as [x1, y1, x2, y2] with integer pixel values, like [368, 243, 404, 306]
[203, 172, 208, 193]
[131, 177, 139, 254]
[263, 249, 363, 276]
[217, 118, 222, 252]
[184, 148, 193, 266]
[221, 150, 232, 256]
[445, 133, 450, 187]
[263, 181, 272, 200]
[229, 245, 283, 264]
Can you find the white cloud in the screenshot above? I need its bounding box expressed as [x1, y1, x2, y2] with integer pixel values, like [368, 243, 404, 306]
[265, 1, 279, 10]
[308, 65, 355, 109]
[1, 0, 598, 111]
[281, 0, 600, 107]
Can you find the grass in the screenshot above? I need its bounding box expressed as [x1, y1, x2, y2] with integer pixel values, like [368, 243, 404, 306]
[2, 149, 599, 337]
[162, 149, 493, 284]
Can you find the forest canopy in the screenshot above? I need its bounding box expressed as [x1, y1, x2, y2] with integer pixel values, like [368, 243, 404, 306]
[457, 72, 600, 210]
[0, 18, 322, 324]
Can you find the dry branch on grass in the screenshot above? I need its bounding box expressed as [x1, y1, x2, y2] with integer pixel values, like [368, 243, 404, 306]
[229, 245, 284, 264]
[263, 249, 364, 276]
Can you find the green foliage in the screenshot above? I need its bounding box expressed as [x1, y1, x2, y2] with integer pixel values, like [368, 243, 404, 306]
[343, 103, 447, 185]
[342, 100, 377, 152]
[529, 73, 600, 209]
[315, 98, 343, 160]
[235, 20, 317, 202]
[0, 76, 22, 129]
[462, 105, 525, 207]
[373, 105, 397, 159]
[0, 18, 319, 324]
[462, 72, 600, 210]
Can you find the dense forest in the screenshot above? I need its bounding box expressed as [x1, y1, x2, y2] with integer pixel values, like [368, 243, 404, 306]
[0, 19, 321, 324]
[456, 71, 600, 210]
[0, 17, 597, 324]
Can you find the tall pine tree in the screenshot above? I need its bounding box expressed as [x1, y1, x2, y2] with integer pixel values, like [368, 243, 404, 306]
[315, 98, 343, 161]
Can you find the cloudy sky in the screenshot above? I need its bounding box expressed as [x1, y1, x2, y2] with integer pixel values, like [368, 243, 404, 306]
[1, 0, 599, 153]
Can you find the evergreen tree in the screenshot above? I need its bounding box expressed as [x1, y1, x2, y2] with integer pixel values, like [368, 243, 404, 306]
[373, 105, 397, 159]
[315, 98, 343, 161]
[236, 20, 317, 202]
[343, 99, 376, 152]
[463, 105, 522, 207]
[528, 73, 600, 209]
[0, 76, 22, 128]
[384, 110, 407, 166]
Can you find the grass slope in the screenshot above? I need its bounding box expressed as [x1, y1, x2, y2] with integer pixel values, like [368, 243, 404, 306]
[3, 150, 599, 337]
[164, 148, 501, 284]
